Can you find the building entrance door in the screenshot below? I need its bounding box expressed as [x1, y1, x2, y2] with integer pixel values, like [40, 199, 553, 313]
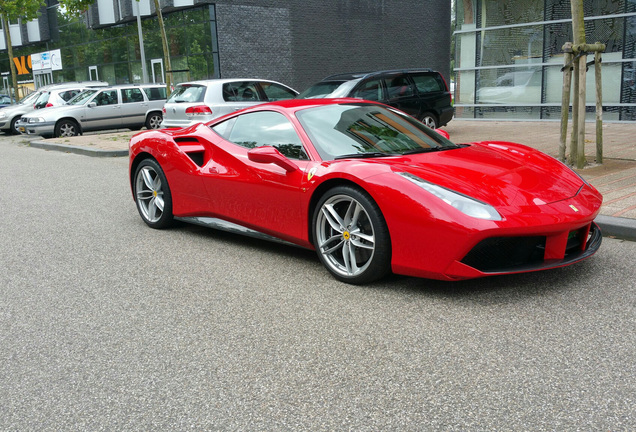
[89, 65, 99, 81]
[151, 59, 164, 84]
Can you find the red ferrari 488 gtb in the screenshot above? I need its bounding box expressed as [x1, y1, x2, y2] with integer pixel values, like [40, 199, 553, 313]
[129, 99, 602, 284]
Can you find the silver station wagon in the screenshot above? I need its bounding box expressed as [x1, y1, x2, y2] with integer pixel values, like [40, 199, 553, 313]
[161, 78, 297, 128]
[18, 84, 167, 138]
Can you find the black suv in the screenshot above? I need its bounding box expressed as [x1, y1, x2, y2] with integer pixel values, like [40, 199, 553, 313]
[298, 69, 453, 129]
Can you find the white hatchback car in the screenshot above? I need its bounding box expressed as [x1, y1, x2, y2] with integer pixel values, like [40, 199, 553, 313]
[161, 78, 297, 128]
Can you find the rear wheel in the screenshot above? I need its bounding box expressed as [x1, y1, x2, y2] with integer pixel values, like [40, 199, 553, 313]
[419, 112, 438, 129]
[145, 112, 163, 129]
[313, 186, 391, 284]
[133, 159, 174, 229]
[55, 119, 80, 137]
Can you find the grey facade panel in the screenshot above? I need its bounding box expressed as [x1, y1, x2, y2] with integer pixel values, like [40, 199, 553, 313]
[214, 0, 451, 91]
[215, 3, 293, 86]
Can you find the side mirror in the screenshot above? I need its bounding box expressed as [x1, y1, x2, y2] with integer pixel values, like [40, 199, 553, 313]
[248, 146, 299, 172]
[88, 102, 97, 108]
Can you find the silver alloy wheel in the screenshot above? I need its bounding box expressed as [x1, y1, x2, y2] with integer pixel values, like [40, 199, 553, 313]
[147, 113, 162, 129]
[58, 121, 77, 137]
[421, 115, 437, 129]
[315, 194, 376, 278]
[135, 165, 165, 223]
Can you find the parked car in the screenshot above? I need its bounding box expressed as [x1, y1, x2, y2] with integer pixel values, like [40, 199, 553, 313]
[161, 78, 298, 128]
[298, 69, 454, 129]
[32, 81, 108, 109]
[17, 84, 167, 138]
[129, 98, 602, 285]
[0, 81, 109, 135]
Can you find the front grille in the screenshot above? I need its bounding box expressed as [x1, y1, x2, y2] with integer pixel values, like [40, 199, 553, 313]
[461, 236, 546, 272]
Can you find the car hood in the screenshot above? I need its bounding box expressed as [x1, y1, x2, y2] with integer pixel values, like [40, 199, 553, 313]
[23, 104, 82, 119]
[371, 141, 585, 208]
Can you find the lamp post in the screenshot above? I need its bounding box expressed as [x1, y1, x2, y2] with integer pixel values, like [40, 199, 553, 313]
[134, 0, 149, 83]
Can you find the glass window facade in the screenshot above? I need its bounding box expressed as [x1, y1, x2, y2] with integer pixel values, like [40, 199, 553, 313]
[455, 0, 636, 121]
[0, 3, 218, 95]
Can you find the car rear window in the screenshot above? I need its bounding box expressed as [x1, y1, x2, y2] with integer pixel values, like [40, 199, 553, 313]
[411, 74, 445, 93]
[167, 84, 206, 103]
[34, 92, 50, 109]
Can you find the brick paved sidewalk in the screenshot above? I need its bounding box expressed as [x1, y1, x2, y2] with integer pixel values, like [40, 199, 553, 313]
[445, 121, 636, 219]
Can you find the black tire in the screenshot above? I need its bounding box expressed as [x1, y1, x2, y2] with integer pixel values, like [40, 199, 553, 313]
[312, 185, 391, 284]
[55, 119, 80, 138]
[9, 116, 21, 135]
[133, 159, 174, 229]
[145, 112, 163, 129]
[419, 112, 438, 129]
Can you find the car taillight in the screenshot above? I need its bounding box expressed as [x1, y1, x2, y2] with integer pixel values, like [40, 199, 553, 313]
[162, 107, 166, 114]
[46, 103, 53, 107]
[185, 105, 212, 116]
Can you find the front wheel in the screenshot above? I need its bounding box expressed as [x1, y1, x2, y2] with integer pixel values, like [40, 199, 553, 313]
[313, 186, 391, 284]
[55, 119, 79, 137]
[133, 159, 174, 229]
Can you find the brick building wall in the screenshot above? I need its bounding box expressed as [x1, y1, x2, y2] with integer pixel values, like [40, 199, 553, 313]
[214, 0, 451, 91]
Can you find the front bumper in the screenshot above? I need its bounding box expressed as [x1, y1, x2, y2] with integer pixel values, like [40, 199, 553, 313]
[16, 119, 55, 136]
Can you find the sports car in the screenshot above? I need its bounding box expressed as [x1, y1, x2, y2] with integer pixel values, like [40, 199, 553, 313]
[129, 99, 602, 284]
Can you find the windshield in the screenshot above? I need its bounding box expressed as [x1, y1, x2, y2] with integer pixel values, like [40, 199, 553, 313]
[296, 104, 458, 161]
[68, 89, 99, 105]
[18, 92, 41, 105]
[298, 81, 347, 98]
[298, 79, 359, 99]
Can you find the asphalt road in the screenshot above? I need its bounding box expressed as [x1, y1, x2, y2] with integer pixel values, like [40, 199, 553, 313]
[1, 137, 635, 430]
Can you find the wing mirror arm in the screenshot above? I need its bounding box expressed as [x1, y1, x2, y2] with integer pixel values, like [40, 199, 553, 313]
[247, 146, 299, 172]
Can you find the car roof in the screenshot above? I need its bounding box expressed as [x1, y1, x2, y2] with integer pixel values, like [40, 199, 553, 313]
[37, 81, 109, 91]
[175, 78, 288, 86]
[228, 98, 380, 116]
[322, 68, 436, 81]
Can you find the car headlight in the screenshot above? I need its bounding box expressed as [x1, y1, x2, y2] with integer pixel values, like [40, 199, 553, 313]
[0, 112, 6, 119]
[27, 117, 46, 123]
[397, 172, 502, 221]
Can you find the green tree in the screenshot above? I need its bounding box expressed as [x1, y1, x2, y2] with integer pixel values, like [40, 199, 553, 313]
[59, 0, 172, 95]
[0, 0, 46, 101]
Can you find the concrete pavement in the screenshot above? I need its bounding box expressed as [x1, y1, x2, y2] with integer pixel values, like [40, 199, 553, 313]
[18, 119, 636, 240]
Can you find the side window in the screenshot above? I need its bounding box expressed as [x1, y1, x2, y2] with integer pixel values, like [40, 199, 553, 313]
[223, 81, 262, 102]
[143, 87, 167, 101]
[211, 117, 237, 139]
[351, 79, 383, 101]
[385, 75, 415, 99]
[122, 88, 144, 103]
[226, 111, 308, 160]
[260, 82, 296, 101]
[95, 90, 118, 106]
[411, 74, 444, 94]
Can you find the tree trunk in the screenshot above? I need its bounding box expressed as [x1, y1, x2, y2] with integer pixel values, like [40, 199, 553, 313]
[571, 0, 587, 169]
[2, 14, 19, 103]
[153, 0, 172, 97]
